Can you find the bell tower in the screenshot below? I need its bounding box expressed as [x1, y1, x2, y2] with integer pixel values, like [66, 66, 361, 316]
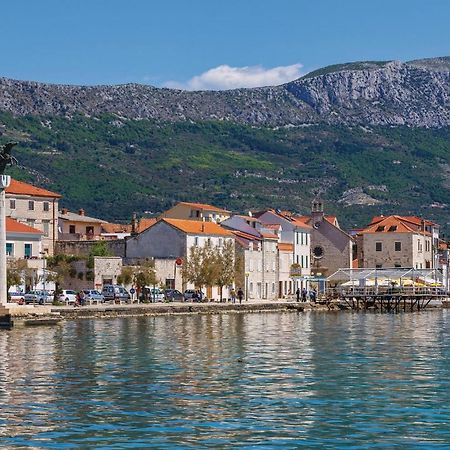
[311, 198, 324, 223]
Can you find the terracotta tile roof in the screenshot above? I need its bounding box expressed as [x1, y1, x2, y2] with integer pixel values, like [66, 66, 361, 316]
[278, 242, 294, 252]
[177, 202, 230, 213]
[59, 210, 105, 224]
[162, 218, 233, 236]
[232, 230, 261, 241]
[370, 215, 436, 227]
[261, 232, 279, 240]
[360, 215, 431, 235]
[102, 223, 132, 233]
[137, 218, 157, 233]
[6, 217, 42, 234]
[264, 223, 281, 230]
[6, 179, 61, 198]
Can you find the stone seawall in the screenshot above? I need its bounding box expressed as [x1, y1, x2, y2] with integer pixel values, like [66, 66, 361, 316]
[52, 302, 306, 320]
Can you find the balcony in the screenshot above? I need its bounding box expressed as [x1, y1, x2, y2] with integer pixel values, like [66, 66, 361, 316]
[58, 233, 101, 242]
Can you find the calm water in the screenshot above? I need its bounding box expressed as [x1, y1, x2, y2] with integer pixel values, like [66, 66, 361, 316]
[1, 311, 450, 449]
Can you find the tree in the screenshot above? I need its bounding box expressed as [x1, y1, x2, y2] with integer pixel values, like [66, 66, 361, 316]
[132, 261, 158, 302]
[46, 254, 78, 302]
[86, 241, 112, 269]
[183, 245, 206, 289]
[7, 259, 27, 298]
[214, 240, 235, 301]
[117, 266, 134, 286]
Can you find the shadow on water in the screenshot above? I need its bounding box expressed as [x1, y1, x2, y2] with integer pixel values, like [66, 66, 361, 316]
[1, 310, 450, 448]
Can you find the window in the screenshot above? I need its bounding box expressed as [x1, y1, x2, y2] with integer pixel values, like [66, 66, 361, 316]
[296, 255, 299, 264]
[388, 225, 397, 232]
[272, 261, 276, 272]
[394, 264, 402, 268]
[194, 237, 199, 246]
[425, 240, 430, 252]
[305, 255, 309, 268]
[376, 264, 382, 269]
[24, 243, 32, 258]
[218, 238, 223, 247]
[395, 242, 401, 251]
[418, 240, 422, 252]
[69, 225, 76, 234]
[376, 225, 385, 232]
[313, 246, 324, 258]
[86, 226, 94, 235]
[249, 282, 253, 293]
[43, 202, 49, 212]
[249, 260, 254, 272]
[296, 233, 299, 245]
[272, 283, 275, 294]
[9, 199, 15, 210]
[27, 219, 35, 228]
[28, 200, 34, 211]
[301, 255, 304, 267]
[43, 220, 50, 237]
[6, 243, 13, 256]
[305, 233, 308, 246]
[375, 242, 382, 252]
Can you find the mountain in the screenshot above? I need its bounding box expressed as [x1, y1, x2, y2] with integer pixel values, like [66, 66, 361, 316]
[0, 57, 449, 127]
[1, 57, 450, 233]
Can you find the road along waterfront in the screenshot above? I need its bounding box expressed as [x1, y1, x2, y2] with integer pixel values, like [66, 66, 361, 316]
[1, 309, 450, 448]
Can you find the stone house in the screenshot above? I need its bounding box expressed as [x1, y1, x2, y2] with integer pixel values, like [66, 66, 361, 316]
[126, 218, 235, 299]
[5, 178, 61, 255]
[295, 201, 354, 278]
[58, 208, 106, 241]
[159, 201, 231, 224]
[356, 215, 434, 269]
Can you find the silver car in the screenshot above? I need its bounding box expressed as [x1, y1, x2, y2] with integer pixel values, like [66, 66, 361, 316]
[24, 290, 53, 305]
[82, 290, 104, 302]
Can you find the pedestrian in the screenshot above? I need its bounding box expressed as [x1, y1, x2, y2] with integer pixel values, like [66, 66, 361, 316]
[230, 288, 236, 304]
[79, 290, 86, 306]
[237, 287, 244, 304]
[296, 288, 300, 302]
[302, 288, 307, 302]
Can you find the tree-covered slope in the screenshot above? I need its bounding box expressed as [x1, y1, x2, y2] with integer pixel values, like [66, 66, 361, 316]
[1, 112, 450, 232]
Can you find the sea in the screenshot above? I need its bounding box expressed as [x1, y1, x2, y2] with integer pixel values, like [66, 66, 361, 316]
[1, 310, 450, 448]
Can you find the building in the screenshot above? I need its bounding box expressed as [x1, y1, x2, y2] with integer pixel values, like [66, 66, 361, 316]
[356, 215, 434, 269]
[253, 209, 312, 289]
[6, 217, 54, 292]
[5, 178, 61, 255]
[159, 202, 230, 223]
[58, 208, 106, 241]
[126, 218, 234, 299]
[223, 215, 280, 298]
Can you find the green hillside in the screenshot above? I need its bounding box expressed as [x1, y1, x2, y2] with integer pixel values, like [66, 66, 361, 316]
[1, 112, 450, 232]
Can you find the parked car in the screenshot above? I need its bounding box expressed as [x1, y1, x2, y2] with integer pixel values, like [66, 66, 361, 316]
[164, 289, 184, 302]
[8, 291, 25, 304]
[102, 285, 130, 302]
[183, 289, 197, 301]
[24, 290, 53, 305]
[82, 290, 104, 303]
[59, 290, 78, 304]
[141, 287, 164, 302]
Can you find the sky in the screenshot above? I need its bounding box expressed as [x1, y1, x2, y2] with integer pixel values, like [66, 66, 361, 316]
[1, 0, 449, 90]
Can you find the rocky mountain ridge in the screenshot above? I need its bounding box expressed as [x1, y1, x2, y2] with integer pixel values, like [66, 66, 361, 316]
[0, 57, 449, 127]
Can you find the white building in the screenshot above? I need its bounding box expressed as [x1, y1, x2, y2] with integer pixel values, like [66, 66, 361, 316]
[126, 218, 235, 299]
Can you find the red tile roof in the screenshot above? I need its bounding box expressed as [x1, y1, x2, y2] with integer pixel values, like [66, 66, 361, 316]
[278, 242, 294, 252]
[137, 218, 157, 233]
[162, 218, 233, 236]
[6, 179, 61, 198]
[101, 223, 132, 233]
[6, 217, 42, 234]
[176, 202, 230, 213]
[261, 232, 279, 240]
[360, 216, 431, 235]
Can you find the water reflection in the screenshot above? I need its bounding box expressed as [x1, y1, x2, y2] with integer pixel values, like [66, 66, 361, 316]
[1, 310, 450, 448]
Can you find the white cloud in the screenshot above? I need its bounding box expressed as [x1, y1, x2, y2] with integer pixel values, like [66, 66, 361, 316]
[163, 63, 303, 91]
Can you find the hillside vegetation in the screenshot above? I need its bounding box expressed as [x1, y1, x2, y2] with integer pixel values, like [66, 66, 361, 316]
[1, 112, 450, 232]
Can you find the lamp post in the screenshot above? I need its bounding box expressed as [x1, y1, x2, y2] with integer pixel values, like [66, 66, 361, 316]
[0, 175, 11, 306]
[245, 272, 249, 302]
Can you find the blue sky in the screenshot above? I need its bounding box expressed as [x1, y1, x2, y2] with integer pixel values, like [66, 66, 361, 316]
[1, 0, 449, 89]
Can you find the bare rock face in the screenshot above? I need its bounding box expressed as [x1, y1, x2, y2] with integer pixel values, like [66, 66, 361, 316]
[0, 57, 449, 127]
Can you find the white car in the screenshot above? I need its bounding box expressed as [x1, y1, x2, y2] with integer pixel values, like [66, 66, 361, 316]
[59, 290, 78, 304]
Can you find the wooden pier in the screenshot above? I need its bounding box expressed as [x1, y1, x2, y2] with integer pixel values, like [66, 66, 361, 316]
[327, 286, 446, 312]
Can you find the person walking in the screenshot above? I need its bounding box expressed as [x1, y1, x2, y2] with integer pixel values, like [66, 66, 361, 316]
[237, 288, 244, 304]
[302, 288, 307, 302]
[230, 288, 236, 304]
[296, 288, 300, 302]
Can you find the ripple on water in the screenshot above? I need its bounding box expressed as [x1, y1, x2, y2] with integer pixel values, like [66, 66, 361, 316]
[1, 311, 450, 448]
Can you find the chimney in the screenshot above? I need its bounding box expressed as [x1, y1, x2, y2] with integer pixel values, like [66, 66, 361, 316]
[131, 212, 137, 235]
[61, 208, 68, 215]
[78, 208, 85, 216]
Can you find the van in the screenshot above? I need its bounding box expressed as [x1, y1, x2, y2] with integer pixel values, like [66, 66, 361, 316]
[102, 285, 130, 302]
